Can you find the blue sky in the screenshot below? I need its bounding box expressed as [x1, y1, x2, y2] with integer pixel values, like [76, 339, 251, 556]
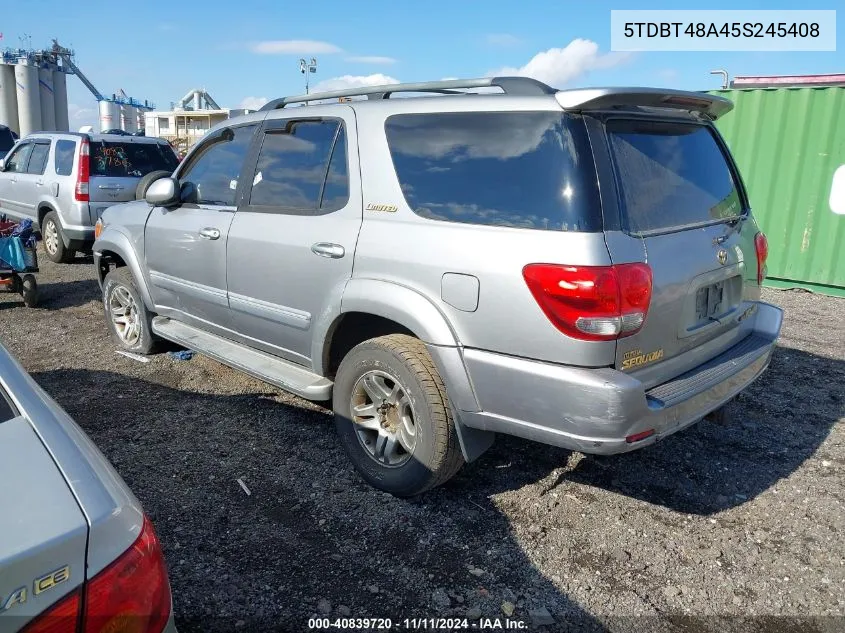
[3, 0, 843, 130]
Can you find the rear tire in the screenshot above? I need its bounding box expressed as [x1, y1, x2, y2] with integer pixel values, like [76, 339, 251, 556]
[42, 211, 73, 263]
[333, 334, 464, 497]
[102, 267, 157, 354]
[135, 170, 172, 200]
[21, 274, 38, 308]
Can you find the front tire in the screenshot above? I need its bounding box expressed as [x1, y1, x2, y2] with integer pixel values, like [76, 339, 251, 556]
[42, 211, 74, 263]
[102, 267, 157, 354]
[333, 334, 464, 497]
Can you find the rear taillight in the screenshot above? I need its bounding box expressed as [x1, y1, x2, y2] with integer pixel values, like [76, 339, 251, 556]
[754, 231, 768, 285]
[523, 263, 653, 341]
[75, 139, 90, 202]
[25, 517, 171, 633]
[20, 589, 81, 633]
[83, 516, 171, 633]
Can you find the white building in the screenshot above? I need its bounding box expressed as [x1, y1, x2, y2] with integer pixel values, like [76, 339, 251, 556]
[143, 89, 255, 152]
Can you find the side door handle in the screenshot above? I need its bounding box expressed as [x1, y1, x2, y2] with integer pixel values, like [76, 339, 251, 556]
[311, 242, 345, 259]
[199, 227, 221, 240]
[35, 179, 45, 187]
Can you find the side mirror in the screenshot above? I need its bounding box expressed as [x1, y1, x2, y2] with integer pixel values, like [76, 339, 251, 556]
[145, 177, 179, 207]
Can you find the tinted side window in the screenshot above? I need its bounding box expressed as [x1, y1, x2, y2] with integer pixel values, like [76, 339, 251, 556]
[179, 125, 257, 206]
[606, 120, 743, 233]
[26, 143, 50, 175]
[54, 140, 76, 176]
[385, 112, 601, 231]
[249, 120, 343, 211]
[4, 143, 33, 173]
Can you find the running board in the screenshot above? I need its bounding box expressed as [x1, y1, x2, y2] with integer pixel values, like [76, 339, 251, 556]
[151, 317, 333, 401]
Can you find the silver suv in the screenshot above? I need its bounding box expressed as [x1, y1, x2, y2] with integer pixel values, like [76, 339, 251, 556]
[93, 77, 783, 496]
[0, 132, 178, 262]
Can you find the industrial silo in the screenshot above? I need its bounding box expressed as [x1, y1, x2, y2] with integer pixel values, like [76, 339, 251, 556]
[53, 69, 69, 131]
[121, 104, 137, 133]
[38, 67, 56, 131]
[0, 64, 19, 135]
[99, 100, 118, 132]
[14, 61, 41, 137]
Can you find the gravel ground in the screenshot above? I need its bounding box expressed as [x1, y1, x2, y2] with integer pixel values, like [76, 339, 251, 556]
[1, 248, 843, 633]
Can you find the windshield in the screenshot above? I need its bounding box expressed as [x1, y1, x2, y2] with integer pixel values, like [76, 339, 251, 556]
[90, 141, 178, 178]
[606, 120, 744, 234]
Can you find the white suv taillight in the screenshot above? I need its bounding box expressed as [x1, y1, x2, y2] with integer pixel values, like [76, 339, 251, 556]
[22, 516, 172, 633]
[74, 139, 90, 202]
[522, 263, 653, 341]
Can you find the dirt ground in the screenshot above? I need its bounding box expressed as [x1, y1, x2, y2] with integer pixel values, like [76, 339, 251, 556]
[1, 247, 843, 633]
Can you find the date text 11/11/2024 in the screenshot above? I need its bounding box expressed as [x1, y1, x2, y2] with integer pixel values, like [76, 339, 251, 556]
[307, 617, 530, 630]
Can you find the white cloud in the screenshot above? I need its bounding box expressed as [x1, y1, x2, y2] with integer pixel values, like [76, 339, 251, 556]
[311, 73, 400, 93]
[236, 96, 269, 111]
[345, 56, 397, 65]
[491, 38, 631, 88]
[486, 33, 522, 47]
[251, 40, 343, 55]
[68, 102, 98, 132]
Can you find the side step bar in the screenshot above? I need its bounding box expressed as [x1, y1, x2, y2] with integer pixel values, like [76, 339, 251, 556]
[151, 317, 333, 401]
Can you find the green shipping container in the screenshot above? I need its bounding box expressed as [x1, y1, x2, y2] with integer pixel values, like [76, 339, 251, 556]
[709, 87, 845, 297]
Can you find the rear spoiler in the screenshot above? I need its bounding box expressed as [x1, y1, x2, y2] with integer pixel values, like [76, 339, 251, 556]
[555, 87, 733, 120]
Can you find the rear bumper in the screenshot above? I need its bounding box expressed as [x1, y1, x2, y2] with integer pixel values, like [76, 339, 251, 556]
[456, 301, 783, 454]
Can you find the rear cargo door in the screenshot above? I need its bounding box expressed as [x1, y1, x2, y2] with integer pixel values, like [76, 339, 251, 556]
[88, 139, 179, 222]
[0, 406, 86, 631]
[598, 116, 760, 385]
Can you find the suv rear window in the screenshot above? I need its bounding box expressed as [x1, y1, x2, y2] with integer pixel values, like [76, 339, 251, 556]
[606, 120, 744, 234]
[90, 141, 178, 178]
[0, 127, 14, 155]
[385, 112, 601, 232]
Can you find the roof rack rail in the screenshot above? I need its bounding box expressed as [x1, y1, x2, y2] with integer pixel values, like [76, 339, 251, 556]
[259, 76, 556, 111]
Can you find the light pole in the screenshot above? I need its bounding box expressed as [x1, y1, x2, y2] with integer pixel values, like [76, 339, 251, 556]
[300, 57, 317, 95]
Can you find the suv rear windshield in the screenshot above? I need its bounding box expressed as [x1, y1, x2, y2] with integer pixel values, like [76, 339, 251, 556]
[606, 120, 744, 234]
[385, 112, 601, 232]
[90, 141, 178, 178]
[0, 127, 14, 154]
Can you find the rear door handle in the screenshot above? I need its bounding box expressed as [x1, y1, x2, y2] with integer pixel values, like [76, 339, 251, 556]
[98, 184, 124, 191]
[311, 242, 345, 259]
[199, 227, 221, 240]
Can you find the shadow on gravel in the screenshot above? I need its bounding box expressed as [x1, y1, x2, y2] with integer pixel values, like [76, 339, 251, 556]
[33, 368, 606, 633]
[561, 344, 843, 515]
[35, 279, 101, 309]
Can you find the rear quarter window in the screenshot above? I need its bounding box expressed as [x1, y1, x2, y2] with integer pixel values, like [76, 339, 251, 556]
[385, 111, 602, 232]
[91, 141, 178, 177]
[606, 120, 744, 234]
[54, 139, 77, 176]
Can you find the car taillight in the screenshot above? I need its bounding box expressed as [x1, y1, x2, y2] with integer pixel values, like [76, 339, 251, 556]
[522, 263, 653, 341]
[20, 589, 81, 633]
[754, 231, 768, 285]
[83, 516, 171, 633]
[75, 139, 90, 202]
